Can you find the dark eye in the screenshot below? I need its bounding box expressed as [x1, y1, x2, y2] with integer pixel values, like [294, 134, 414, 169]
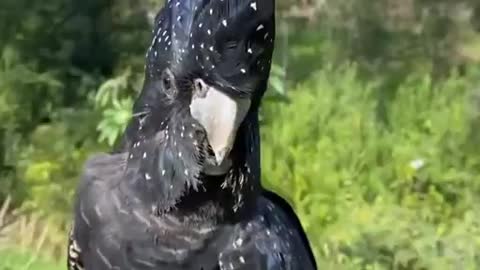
[162, 75, 171, 90]
[161, 68, 177, 99]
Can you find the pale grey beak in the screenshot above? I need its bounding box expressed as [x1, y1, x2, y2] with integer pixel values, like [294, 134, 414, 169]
[190, 79, 251, 166]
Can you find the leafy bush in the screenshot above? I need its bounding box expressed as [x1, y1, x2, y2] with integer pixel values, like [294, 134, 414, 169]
[260, 64, 480, 269]
[16, 109, 104, 224]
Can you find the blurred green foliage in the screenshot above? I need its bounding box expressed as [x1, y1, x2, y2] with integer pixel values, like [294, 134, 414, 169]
[261, 65, 480, 269]
[0, 0, 480, 269]
[0, 249, 62, 270]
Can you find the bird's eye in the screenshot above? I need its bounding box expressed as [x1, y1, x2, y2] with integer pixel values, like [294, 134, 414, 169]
[161, 68, 177, 99]
[163, 76, 171, 90]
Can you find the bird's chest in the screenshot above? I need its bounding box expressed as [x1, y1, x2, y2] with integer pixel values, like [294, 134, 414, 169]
[76, 188, 289, 270]
[84, 208, 235, 270]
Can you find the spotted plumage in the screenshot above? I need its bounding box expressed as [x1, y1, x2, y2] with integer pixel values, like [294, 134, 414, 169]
[67, 225, 84, 270]
[68, 0, 316, 269]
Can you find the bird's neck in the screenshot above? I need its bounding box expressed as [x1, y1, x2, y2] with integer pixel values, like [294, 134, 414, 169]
[164, 112, 263, 223]
[123, 111, 262, 224]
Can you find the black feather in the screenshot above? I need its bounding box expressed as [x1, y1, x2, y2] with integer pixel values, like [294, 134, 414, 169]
[69, 151, 316, 269]
[69, 0, 317, 269]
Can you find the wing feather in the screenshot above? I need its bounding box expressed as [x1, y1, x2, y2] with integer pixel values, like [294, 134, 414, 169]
[67, 226, 85, 270]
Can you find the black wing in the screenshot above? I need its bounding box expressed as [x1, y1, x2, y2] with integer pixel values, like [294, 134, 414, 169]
[262, 190, 317, 267]
[68, 153, 127, 270]
[217, 191, 317, 270]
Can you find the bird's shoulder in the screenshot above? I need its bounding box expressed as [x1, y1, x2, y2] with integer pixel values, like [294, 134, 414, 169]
[73, 152, 129, 226]
[217, 191, 317, 270]
[78, 152, 129, 193]
[69, 152, 130, 269]
[260, 190, 317, 267]
[256, 191, 316, 269]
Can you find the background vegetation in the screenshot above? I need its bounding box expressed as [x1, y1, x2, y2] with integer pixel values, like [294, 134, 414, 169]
[0, 0, 480, 269]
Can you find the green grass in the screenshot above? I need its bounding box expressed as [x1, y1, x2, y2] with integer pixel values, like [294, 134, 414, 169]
[0, 249, 63, 270]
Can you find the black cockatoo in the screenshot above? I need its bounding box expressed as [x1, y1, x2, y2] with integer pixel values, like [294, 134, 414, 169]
[68, 0, 316, 269]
